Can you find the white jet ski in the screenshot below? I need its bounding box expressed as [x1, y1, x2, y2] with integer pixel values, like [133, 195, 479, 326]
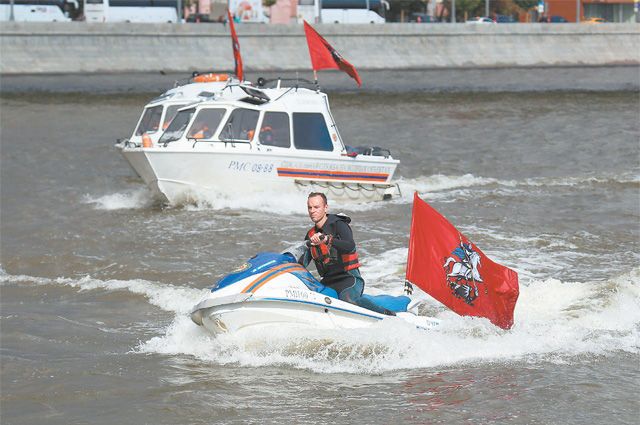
[190, 243, 440, 335]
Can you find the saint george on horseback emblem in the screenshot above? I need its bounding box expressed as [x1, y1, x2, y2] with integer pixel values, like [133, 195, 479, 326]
[443, 242, 484, 305]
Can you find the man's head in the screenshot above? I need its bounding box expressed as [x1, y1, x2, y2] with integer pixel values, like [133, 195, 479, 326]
[307, 192, 328, 225]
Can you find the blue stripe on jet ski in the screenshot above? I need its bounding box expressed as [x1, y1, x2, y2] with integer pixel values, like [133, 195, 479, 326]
[259, 297, 383, 320]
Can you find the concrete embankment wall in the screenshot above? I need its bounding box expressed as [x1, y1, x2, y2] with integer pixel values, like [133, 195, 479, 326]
[0, 22, 638, 74]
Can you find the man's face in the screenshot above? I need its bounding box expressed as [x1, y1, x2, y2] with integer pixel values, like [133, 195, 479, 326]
[307, 195, 328, 224]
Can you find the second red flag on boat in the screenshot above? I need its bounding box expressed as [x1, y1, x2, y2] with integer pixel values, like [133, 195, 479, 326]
[227, 9, 244, 82]
[406, 193, 519, 329]
[303, 21, 362, 87]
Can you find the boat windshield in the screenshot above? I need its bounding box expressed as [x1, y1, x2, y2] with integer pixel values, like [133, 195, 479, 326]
[135, 105, 163, 136]
[162, 104, 186, 130]
[158, 108, 195, 144]
[219, 108, 259, 141]
[186, 108, 226, 140]
[281, 243, 308, 263]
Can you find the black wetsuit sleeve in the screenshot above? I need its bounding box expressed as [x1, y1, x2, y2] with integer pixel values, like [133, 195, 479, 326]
[330, 220, 356, 253]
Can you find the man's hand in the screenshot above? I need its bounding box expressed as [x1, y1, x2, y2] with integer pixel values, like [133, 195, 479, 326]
[309, 233, 324, 246]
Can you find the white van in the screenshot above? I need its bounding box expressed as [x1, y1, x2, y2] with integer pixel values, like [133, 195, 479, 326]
[0, 1, 71, 22]
[321, 8, 385, 24]
[84, 0, 178, 23]
[298, 0, 386, 24]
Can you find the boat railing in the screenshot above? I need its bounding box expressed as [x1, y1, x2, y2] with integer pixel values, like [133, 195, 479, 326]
[188, 137, 252, 149]
[256, 77, 316, 90]
[344, 146, 392, 158]
[116, 138, 141, 148]
[294, 180, 401, 201]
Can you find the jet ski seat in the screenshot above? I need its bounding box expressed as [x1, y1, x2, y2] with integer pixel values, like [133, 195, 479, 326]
[290, 268, 339, 298]
[361, 294, 411, 313]
[290, 264, 410, 312]
[283, 252, 411, 313]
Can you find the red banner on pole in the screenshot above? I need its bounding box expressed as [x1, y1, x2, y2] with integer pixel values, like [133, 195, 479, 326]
[227, 9, 244, 82]
[406, 193, 519, 329]
[303, 21, 361, 87]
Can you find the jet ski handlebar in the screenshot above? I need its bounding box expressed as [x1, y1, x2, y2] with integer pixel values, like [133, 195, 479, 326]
[305, 234, 326, 248]
[282, 236, 326, 263]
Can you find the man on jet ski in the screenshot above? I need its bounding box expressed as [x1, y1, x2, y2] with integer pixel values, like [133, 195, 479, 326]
[301, 192, 395, 316]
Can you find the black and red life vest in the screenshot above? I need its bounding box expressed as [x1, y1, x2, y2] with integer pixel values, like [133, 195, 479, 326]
[306, 214, 361, 276]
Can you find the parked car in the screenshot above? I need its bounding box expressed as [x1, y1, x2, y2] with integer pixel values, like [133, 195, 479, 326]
[550, 15, 568, 23]
[539, 15, 568, 23]
[495, 14, 517, 23]
[466, 17, 496, 24]
[186, 13, 223, 23]
[409, 13, 439, 23]
[583, 17, 606, 23]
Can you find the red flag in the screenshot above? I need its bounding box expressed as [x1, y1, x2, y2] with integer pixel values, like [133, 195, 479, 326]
[303, 21, 362, 87]
[406, 193, 519, 329]
[227, 9, 244, 82]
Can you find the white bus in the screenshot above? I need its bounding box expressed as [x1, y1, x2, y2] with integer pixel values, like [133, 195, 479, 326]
[84, 0, 178, 23]
[298, 0, 386, 24]
[0, 0, 73, 21]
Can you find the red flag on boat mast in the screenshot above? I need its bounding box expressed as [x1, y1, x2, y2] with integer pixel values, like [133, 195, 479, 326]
[227, 9, 244, 82]
[303, 21, 362, 87]
[406, 193, 519, 329]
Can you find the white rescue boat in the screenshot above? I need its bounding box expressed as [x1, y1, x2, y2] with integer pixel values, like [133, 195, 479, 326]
[116, 78, 401, 203]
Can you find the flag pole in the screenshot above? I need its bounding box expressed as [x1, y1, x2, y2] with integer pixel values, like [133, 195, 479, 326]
[404, 280, 413, 295]
[313, 69, 319, 91]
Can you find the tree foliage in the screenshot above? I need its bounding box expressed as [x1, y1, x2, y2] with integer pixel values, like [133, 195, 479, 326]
[455, 0, 484, 18]
[513, 0, 538, 10]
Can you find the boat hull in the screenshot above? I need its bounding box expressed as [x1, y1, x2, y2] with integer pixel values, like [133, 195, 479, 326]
[119, 146, 400, 203]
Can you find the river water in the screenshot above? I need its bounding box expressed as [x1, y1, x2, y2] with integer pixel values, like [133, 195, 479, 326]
[1, 71, 639, 424]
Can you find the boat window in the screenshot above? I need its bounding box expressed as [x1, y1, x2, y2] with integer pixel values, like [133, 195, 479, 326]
[220, 108, 260, 141]
[292, 113, 333, 151]
[259, 112, 290, 148]
[162, 104, 186, 130]
[186, 108, 226, 140]
[135, 105, 163, 136]
[158, 108, 195, 144]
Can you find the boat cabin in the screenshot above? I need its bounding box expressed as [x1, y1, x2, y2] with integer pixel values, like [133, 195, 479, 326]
[127, 78, 238, 147]
[156, 85, 348, 155]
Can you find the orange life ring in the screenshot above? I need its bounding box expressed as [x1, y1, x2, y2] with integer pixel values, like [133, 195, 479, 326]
[192, 73, 229, 83]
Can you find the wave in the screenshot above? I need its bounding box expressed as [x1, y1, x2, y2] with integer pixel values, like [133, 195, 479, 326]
[3, 264, 638, 374]
[0, 268, 204, 315]
[82, 188, 155, 210]
[394, 171, 639, 202]
[137, 268, 639, 374]
[181, 187, 309, 215]
[520, 172, 640, 188]
[84, 170, 637, 213]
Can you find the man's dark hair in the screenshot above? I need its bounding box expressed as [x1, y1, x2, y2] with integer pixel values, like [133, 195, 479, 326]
[308, 192, 327, 205]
